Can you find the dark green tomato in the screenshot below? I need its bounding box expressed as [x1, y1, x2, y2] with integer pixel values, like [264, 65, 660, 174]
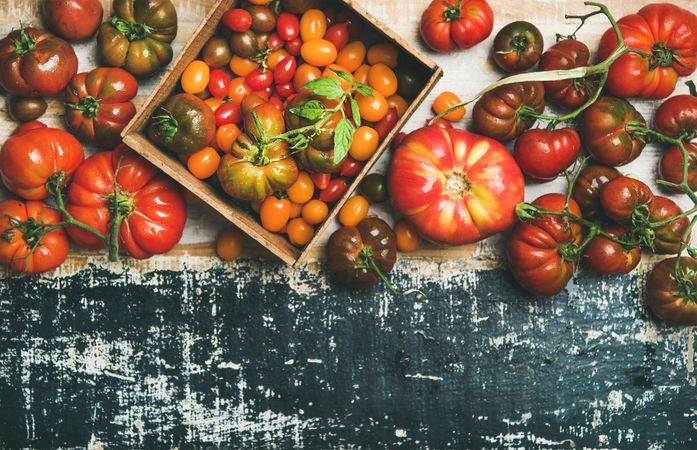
[230, 30, 258, 58]
[579, 96, 647, 167]
[285, 93, 338, 151]
[148, 93, 216, 158]
[360, 173, 388, 203]
[245, 5, 277, 34]
[280, 0, 322, 14]
[493, 21, 544, 73]
[396, 65, 423, 99]
[202, 36, 232, 68]
[7, 96, 47, 122]
[297, 144, 346, 173]
[570, 164, 621, 220]
[244, 103, 285, 142]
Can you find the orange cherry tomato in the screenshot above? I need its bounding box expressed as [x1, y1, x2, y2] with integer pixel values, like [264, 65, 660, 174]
[349, 126, 380, 161]
[367, 63, 398, 97]
[433, 91, 466, 122]
[287, 218, 314, 247]
[289, 202, 303, 218]
[204, 97, 223, 112]
[395, 220, 422, 252]
[260, 194, 291, 232]
[267, 49, 290, 70]
[302, 199, 329, 225]
[229, 55, 259, 77]
[228, 77, 252, 103]
[367, 42, 399, 68]
[300, 9, 327, 41]
[352, 64, 370, 84]
[336, 41, 366, 73]
[187, 146, 221, 179]
[338, 195, 369, 227]
[182, 60, 210, 94]
[388, 94, 409, 118]
[356, 90, 388, 122]
[301, 39, 338, 67]
[216, 123, 241, 153]
[322, 64, 352, 90]
[286, 172, 315, 204]
[294, 63, 322, 93]
[216, 228, 245, 261]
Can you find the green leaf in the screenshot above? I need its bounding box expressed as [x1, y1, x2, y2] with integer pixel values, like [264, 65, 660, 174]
[289, 100, 326, 121]
[330, 67, 353, 84]
[304, 77, 344, 100]
[355, 82, 374, 97]
[350, 98, 361, 128]
[333, 118, 355, 165]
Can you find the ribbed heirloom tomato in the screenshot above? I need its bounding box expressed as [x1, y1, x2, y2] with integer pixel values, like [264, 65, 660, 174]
[388, 126, 524, 245]
[646, 257, 697, 325]
[419, 0, 494, 53]
[539, 39, 595, 110]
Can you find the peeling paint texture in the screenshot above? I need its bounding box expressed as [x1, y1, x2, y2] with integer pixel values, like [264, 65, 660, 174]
[0, 259, 696, 448]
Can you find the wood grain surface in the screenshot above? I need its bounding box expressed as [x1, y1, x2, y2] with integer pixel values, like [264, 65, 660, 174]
[0, 1, 696, 448]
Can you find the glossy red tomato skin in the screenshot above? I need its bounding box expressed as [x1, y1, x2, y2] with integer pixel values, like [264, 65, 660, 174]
[571, 164, 621, 220]
[420, 0, 494, 53]
[653, 93, 697, 139]
[64, 67, 138, 149]
[246, 68, 274, 91]
[538, 39, 594, 109]
[65, 145, 187, 258]
[659, 143, 697, 192]
[514, 128, 581, 182]
[42, 0, 103, 42]
[285, 37, 303, 56]
[646, 257, 697, 326]
[596, 4, 697, 99]
[507, 194, 583, 297]
[0, 28, 78, 97]
[325, 23, 349, 51]
[319, 178, 348, 204]
[276, 12, 300, 41]
[215, 101, 242, 126]
[311, 172, 331, 190]
[388, 126, 524, 245]
[0, 122, 84, 200]
[600, 176, 654, 225]
[274, 56, 297, 84]
[582, 225, 641, 275]
[0, 199, 70, 274]
[223, 9, 253, 33]
[649, 196, 690, 255]
[208, 69, 231, 99]
[339, 158, 364, 178]
[374, 107, 399, 141]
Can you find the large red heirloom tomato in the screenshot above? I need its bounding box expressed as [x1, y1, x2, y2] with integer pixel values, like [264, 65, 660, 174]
[420, 0, 494, 53]
[387, 125, 524, 245]
[596, 3, 697, 99]
[65, 145, 187, 259]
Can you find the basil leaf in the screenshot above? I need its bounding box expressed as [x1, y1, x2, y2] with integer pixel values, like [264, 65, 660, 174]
[350, 98, 361, 128]
[333, 118, 355, 165]
[304, 77, 345, 100]
[289, 100, 326, 121]
[355, 82, 374, 97]
[330, 67, 353, 84]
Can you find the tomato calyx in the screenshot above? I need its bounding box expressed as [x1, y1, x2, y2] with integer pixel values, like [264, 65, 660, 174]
[356, 246, 428, 299]
[151, 109, 179, 140]
[12, 27, 36, 56]
[557, 241, 581, 262]
[440, 0, 463, 22]
[111, 16, 155, 42]
[649, 42, 681, 71]
[67, 95, 102, 119]
[674, 264, 697, 304]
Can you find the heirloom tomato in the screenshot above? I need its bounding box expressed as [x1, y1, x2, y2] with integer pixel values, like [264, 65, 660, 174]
[570, 164, 620, 220]
[600, 176, 654, 225]
[579, 96, 647, 166]
[65, 68, 139, 149]
[507, 194, 583, 297]
[538, 39, 595, 109]
[646, 257, 697, 326]
[0, 122, 84, 200]
[360, 173, 388, 203]
[493, 21, 544, 73]
[513, 128, 581, 182]
[202, 36, 232, 68]
[65, 145, 187, 259]
[659, 143, 697, 192]
[0, 200, 69, 274]
[653, 86, 697, 139]
[582, 225, 641, 275]
[42, 0, 103, 42]
[97, 0, 178, 78]
[597, 3, 697, 99]
[419, 0, 494, 53]
[7, 96, 47, 123]
[0, 28, 78, 97]
[649, 196, 689, 255]
[388, 126, 524, 245]
[148, 93, 216, 159]
[472, 81, 545, 141]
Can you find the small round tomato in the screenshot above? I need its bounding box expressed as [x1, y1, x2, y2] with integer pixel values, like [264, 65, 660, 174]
[229, 55, 259, 77]
[287, 217, 314, 246]
[277, 12, 300, 41]
[374, 107, 399, 141]
[395, 220, 422, 252]
[311, 172, 331, 190]
[432, 91, 465, 121]
[228, 77, 253, 103]
[216, 123, 242, 153]
[246, 68, 274, 90]
[260, 194, 291, 232]
[230, 30, 258, 59]
[320, 178, 349, 203]
[339, 195, 369, 227]
[241, 94, 266, 116]
[387, 95, 408, 118]
[215, 101, 242, 126]
[600, 176, 654, 225]
[7, 96, 47, 123]
[337, 10, 362, 37]
[285, 36, 303, 56]
[336, 41, 366, 72]
[322, 64, 352, 90]
[325, 23, 350, 51]
[360, 173, 388, 203]
[287, 172, 315, 204]
[350, 126, 380, 161]
[302, 199, 329, 225]
[294, 63, 322, 93]
[274, 55, 297, 84]
[300, 9, 327, 41]
[513, 128, 581, 182]
[582, 225, 641, 275]
[356, 91, 389, 123]
[246, 5, 277, 34]
[223, 8, 253, 32]
[493, 21, 544, 73]
[267, 49, 290, 70]
[209, 69, 231, 99]
[205, 97, 223, 112]
[276, 82, 295, 98]
[187, 147, 221, 179]
[217, 227, 245, 261]
[654, 88, 697, 139]
[289, 201, 303, 218]
[182, 60, 210, 94]
[339, 157, 364, 177]
[571, 164, 621, 220]
[367, 42, 398, 68]
[646, 257, 697, 325]
[300, 39, 338, 67]
[396, 65, 423, 99]
[202, 36, 232, 68]
[367, 63, 398, 98]
[659, 143, 697, 192]
[352, 64, 371, 84]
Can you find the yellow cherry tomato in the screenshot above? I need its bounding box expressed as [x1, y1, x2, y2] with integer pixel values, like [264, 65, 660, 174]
[182, 60, 210, 94]
[301, 39, 338, 67]
[395, 220, 422, 252]
[352, 64, 371, 84]
[300, 9, 327, 41]
[432, 91, 466, 122]
[260, 195, 291, 232]
[287, 172, 315, 204]
[349, 126, 380, 161]
[216, 123, 241, 153]
[217, 228, 245, 261]
[322, 64, 352, 91]
[368, 63, 398, 97]
[229, 55, 259, 77]
[388, 94, 409, 118]
[367, 42, 399, 68]
[301, 199, 329, 225]
[336, 41, 366, 73]
[339, 195, 369, 227]
[287, 218, 314, 247]
[204, 97, 223, 112]
[289, 202, 303, 219]
[187, 147, 221, 179]
[356, 90, 389, 123]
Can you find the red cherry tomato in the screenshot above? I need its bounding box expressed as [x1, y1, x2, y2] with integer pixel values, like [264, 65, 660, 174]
[215, 101, 242, 126]
[268, 94, 284, 111]
[275, 82, 296, 98]
[277, 12, 300, 41]
[311, 172, 331, 190]
[246, 68, 274, 91]
[375, 107, 399, 140]
[274, 55, 297, 84]
[266, 33, 284, 51]
[325, 23, 350, 51]
[208, 69, 231, 99]
[285, 37, 303, 56]
[320, 178, 349, 203]
[340, 157, 364, 177]
[223, 9, 252, 33]
[337, 11, 362, 38]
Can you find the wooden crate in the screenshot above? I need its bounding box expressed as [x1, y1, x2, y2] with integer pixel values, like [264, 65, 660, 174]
[122, 0, 443, 267]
